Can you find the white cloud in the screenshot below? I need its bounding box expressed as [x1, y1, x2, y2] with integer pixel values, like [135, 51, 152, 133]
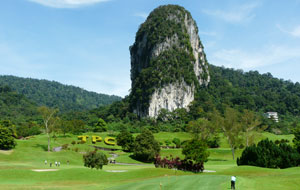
[202, 2, 260, 23]
[210, 45, 300, 70]
[277, 24, 300, 37]
[28, 0, 110, 8]
[134, 12, 148, 19]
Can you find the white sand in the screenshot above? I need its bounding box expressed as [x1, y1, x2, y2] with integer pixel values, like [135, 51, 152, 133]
[105, 170, 127, 173]
[203, 170, 216, 173]
[0, 150, 13, 155]
[32, 169, 59, 172]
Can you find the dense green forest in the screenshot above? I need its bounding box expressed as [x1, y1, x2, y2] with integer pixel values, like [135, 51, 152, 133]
[0, 85, 40, 125]
[206, 65, 300, 116]
[85, 64, 300, 134]
[2, 64, 300, 136]
[0, 75, 121, 112]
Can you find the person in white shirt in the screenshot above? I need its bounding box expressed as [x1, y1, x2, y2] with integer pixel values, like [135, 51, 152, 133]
[231, 176, 236, 190]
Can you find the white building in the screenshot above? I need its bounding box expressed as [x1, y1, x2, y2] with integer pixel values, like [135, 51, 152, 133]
[265, 112, 279, 123]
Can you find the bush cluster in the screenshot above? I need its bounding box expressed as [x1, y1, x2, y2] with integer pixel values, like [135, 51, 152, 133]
[206, 136, 220, 148]
[132, 129, 160, 162]
[237, 139, 300, 169]
[83, 150, 108, 169]
[116, 130, 134, 152]
[154, 155, 204, 173]
[275, 139, 289, 144]
[0, 125, 16, 150]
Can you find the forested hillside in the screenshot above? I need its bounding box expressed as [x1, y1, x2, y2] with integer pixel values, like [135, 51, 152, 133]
[0, 85, 39, 125]
[84, 64, 300, 134]
[0, 75, 122, 112]
[204, 65, 300, 116]
[94, 64, 300, 121]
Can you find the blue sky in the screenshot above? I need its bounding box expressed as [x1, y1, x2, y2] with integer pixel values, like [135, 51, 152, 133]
[0, 0, 300, 97]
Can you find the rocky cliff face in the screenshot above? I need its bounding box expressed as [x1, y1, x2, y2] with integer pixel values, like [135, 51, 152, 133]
[129, 5, 210, 118]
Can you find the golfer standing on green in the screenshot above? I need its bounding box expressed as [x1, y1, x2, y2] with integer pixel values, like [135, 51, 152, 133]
[231, 176, 236, 190]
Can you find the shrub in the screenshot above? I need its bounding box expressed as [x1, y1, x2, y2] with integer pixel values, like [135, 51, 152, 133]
[182, 139, 209, 167]
[62, 144, 69, 150]
[94, 118, 108, 132]
[206, 136, 220, 148]
[181, 140, 188, 147]
[154, 155, 204, 173]
[237, 139, 300, 169]
[293, 127, 300, 153]
[164, 140, 171, 146]
[0, 125, 16, 150]
[83, 150, 108, 169]
[133, 129, 160, 162]
[239, 144, 245, 149]
[172, 138, 181, 148]
[71, 140, 76, 145]
[16, 122, 41, 138]
[116, 130, 134, 152]
[280, 139, 289, 144]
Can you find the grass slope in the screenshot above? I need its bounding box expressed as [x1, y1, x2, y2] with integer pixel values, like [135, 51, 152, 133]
[0, 132, 299, 190]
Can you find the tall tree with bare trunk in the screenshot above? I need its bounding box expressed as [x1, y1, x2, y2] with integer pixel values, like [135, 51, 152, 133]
[221, 107, 243, 160]
[241, 110, 261, 147]
[38, 106, 59, 152]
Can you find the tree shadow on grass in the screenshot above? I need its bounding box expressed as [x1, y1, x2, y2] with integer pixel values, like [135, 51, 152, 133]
[34, 144, 48, 151]
[56, 135, 72, 138]
[208, 158, 228, 161]
[129, 154, 152, 163]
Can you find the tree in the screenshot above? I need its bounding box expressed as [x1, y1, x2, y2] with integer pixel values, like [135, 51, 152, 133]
[237, 139, 300, 169]
[0, 120, 17, 138]
[133, 129, 160, 162]
[221, 107, 243, 160]
[16, 121, 41, 138]
[38, 106, 59, 152]
[241, 110, 261, 147]
[83, 150, 108, 169]
[0, 125, 16, 150]
[94, 118, 107, 132]
[58, 120, 72, 136]
[172, 138, 181, 148]
[71, 119, 85, 135]
[182, 139, 209, 165]
[187, 118, 213, 141]
[292, 126, 300, 153]
[116, 130, 134, 152]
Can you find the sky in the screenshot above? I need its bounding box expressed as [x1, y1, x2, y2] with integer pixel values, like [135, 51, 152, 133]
[0, 0, 300, 97]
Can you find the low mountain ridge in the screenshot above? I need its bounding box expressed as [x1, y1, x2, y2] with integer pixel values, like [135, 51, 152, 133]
[0, 75, 122, 112]
[197, 65, 300, 117]
[0, 85, 39, 124]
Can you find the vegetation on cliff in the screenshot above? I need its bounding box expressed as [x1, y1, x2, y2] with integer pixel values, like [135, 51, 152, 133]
[129, 5, 208, 114]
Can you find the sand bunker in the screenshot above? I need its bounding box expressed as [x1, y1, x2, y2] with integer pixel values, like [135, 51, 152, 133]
[105, 170, 127, 173]
[203, 170, 216, 173]
[0, 150, 13, 155]
[32, 169, 59, 172]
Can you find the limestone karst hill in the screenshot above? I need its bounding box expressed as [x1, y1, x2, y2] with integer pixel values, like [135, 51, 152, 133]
[129, 5, 210, 118]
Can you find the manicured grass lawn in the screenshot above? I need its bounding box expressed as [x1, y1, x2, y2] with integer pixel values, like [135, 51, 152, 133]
[0, 132, 299, 190]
